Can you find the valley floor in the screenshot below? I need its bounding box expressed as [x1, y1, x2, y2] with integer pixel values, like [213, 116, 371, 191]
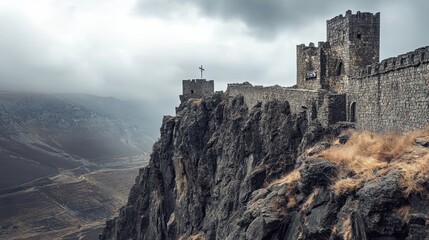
[0, 155, 149, 240]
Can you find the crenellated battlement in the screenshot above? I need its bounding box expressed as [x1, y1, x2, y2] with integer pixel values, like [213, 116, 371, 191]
[328, 10, 380, 22]
[182, 79, 214, 84]
[297, 41, 330, 50]
[352, 46, 429, 79]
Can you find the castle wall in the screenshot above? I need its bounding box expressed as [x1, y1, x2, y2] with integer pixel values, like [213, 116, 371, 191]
[178, 11, 427, 134]
[226, 83, 346, 126]
[347, 47, 429, 133]
[323, 94, 347, 125]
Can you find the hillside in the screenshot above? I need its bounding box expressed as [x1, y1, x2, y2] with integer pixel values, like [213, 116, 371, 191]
[0, 92, 157, 239]
[101, 92, 429, 240]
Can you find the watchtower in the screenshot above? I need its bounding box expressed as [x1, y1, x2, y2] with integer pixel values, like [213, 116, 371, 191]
[326, 10, 380, 92]
[296, 10, 380, 93]
[179, 79, 214, 103]
[296, 41, 330, 90]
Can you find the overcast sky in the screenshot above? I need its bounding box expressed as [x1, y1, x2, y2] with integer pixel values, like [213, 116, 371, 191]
[0, 0, 428, 115]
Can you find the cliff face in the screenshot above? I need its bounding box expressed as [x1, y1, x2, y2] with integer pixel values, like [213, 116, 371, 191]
[101, 92, 429, 240]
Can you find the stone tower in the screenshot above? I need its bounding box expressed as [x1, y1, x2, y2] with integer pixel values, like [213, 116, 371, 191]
[296, 10, 380, 93]
[180, 79, 214, 103]
[326, 10, 380, 92]
[296, 42, 330, 90]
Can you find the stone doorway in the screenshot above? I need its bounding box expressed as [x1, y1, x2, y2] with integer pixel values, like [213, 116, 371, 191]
[350, 102, 356, 122]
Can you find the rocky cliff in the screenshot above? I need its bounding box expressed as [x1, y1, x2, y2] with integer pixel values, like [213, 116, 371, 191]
[101, 92, 429, 240]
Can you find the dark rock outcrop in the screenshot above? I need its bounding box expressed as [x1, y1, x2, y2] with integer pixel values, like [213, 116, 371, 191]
[416, 137, 429, 147]
[101, 93, 429, 240]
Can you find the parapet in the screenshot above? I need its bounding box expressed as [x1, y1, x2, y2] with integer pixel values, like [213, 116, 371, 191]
[297, 41, 330, 50]
[328, 10, 380, 23]
[227, 81, 254, 87]
[352, 46, 429, 79]
[182, 79, 214, 84]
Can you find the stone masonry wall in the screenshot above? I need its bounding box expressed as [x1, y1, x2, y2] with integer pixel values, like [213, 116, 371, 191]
[326, 10, 380, 93]
[226, 83, 346, 126]
[296, 42, 329, 90]
[180, 79, 214, 102]
[347, 46, 429, 133]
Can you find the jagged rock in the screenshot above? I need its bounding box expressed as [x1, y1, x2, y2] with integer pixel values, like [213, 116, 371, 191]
[307, 142, 331, 156]
[303, 188, 337, 238]
[298, 158, 338, 195]
[357, 170, 405, 214]
[416, 137, 429, 147]
[245, 214, 281, 240]
[407, 214, 429, 240]
[338, 134, 349, 144]
[364, 212, 408, 237]
[298, 122, 324, 154]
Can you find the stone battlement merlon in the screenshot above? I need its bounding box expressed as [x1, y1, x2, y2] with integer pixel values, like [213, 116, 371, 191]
[182, 79, 214, 84]
[297, 41, 330, 50]
[327, 10, 380, 23]
[352, 46, 429, 79]
[227, 82, 320, 93]
[327, 10, 380, 45]
[227, 82, 254, 87]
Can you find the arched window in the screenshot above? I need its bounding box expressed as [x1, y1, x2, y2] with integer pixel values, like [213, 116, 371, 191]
[191, 90, 194, 94]
[350, 102, 357, 122]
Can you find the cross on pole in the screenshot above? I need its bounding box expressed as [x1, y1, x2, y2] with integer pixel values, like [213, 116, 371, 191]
[199, 65, 205, 79]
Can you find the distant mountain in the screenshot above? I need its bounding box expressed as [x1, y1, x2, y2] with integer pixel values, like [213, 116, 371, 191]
[0, 92, 156, 190]
[0, 92, 159, 239]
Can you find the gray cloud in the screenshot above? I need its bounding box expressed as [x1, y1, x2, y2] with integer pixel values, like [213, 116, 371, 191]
[136, 0, 429, 45]
[0, 0, 428, 123]
[137, 0, 386, 38]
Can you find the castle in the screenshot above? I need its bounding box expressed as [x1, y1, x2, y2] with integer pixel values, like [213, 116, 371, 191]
[180, 10, 429, 133]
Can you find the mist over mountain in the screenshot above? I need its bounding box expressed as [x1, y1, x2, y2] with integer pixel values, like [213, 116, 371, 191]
[0, 92, 159, 239]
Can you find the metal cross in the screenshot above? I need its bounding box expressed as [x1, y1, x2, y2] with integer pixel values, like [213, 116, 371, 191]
[199, 65, 205, 79]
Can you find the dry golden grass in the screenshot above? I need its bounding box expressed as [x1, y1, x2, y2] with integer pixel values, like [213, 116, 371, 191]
[267, 170, 301, 188]
[341, 216, 352, 240]
[332, 226, 337, 235]
[191, 98, 202, 106]
[287, 197, 297, 208]
[395, 205, 411, 223]
[317, 127, 429, 197]
[393, 154, 429, 197]
[332, 177, 362, 196]
[263, 170, 302, 213]
[301, 188, 318, 210]
[189, 231, 206, 240]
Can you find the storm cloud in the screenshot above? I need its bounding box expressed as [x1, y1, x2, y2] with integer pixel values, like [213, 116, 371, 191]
[0, 0, 428, 117]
